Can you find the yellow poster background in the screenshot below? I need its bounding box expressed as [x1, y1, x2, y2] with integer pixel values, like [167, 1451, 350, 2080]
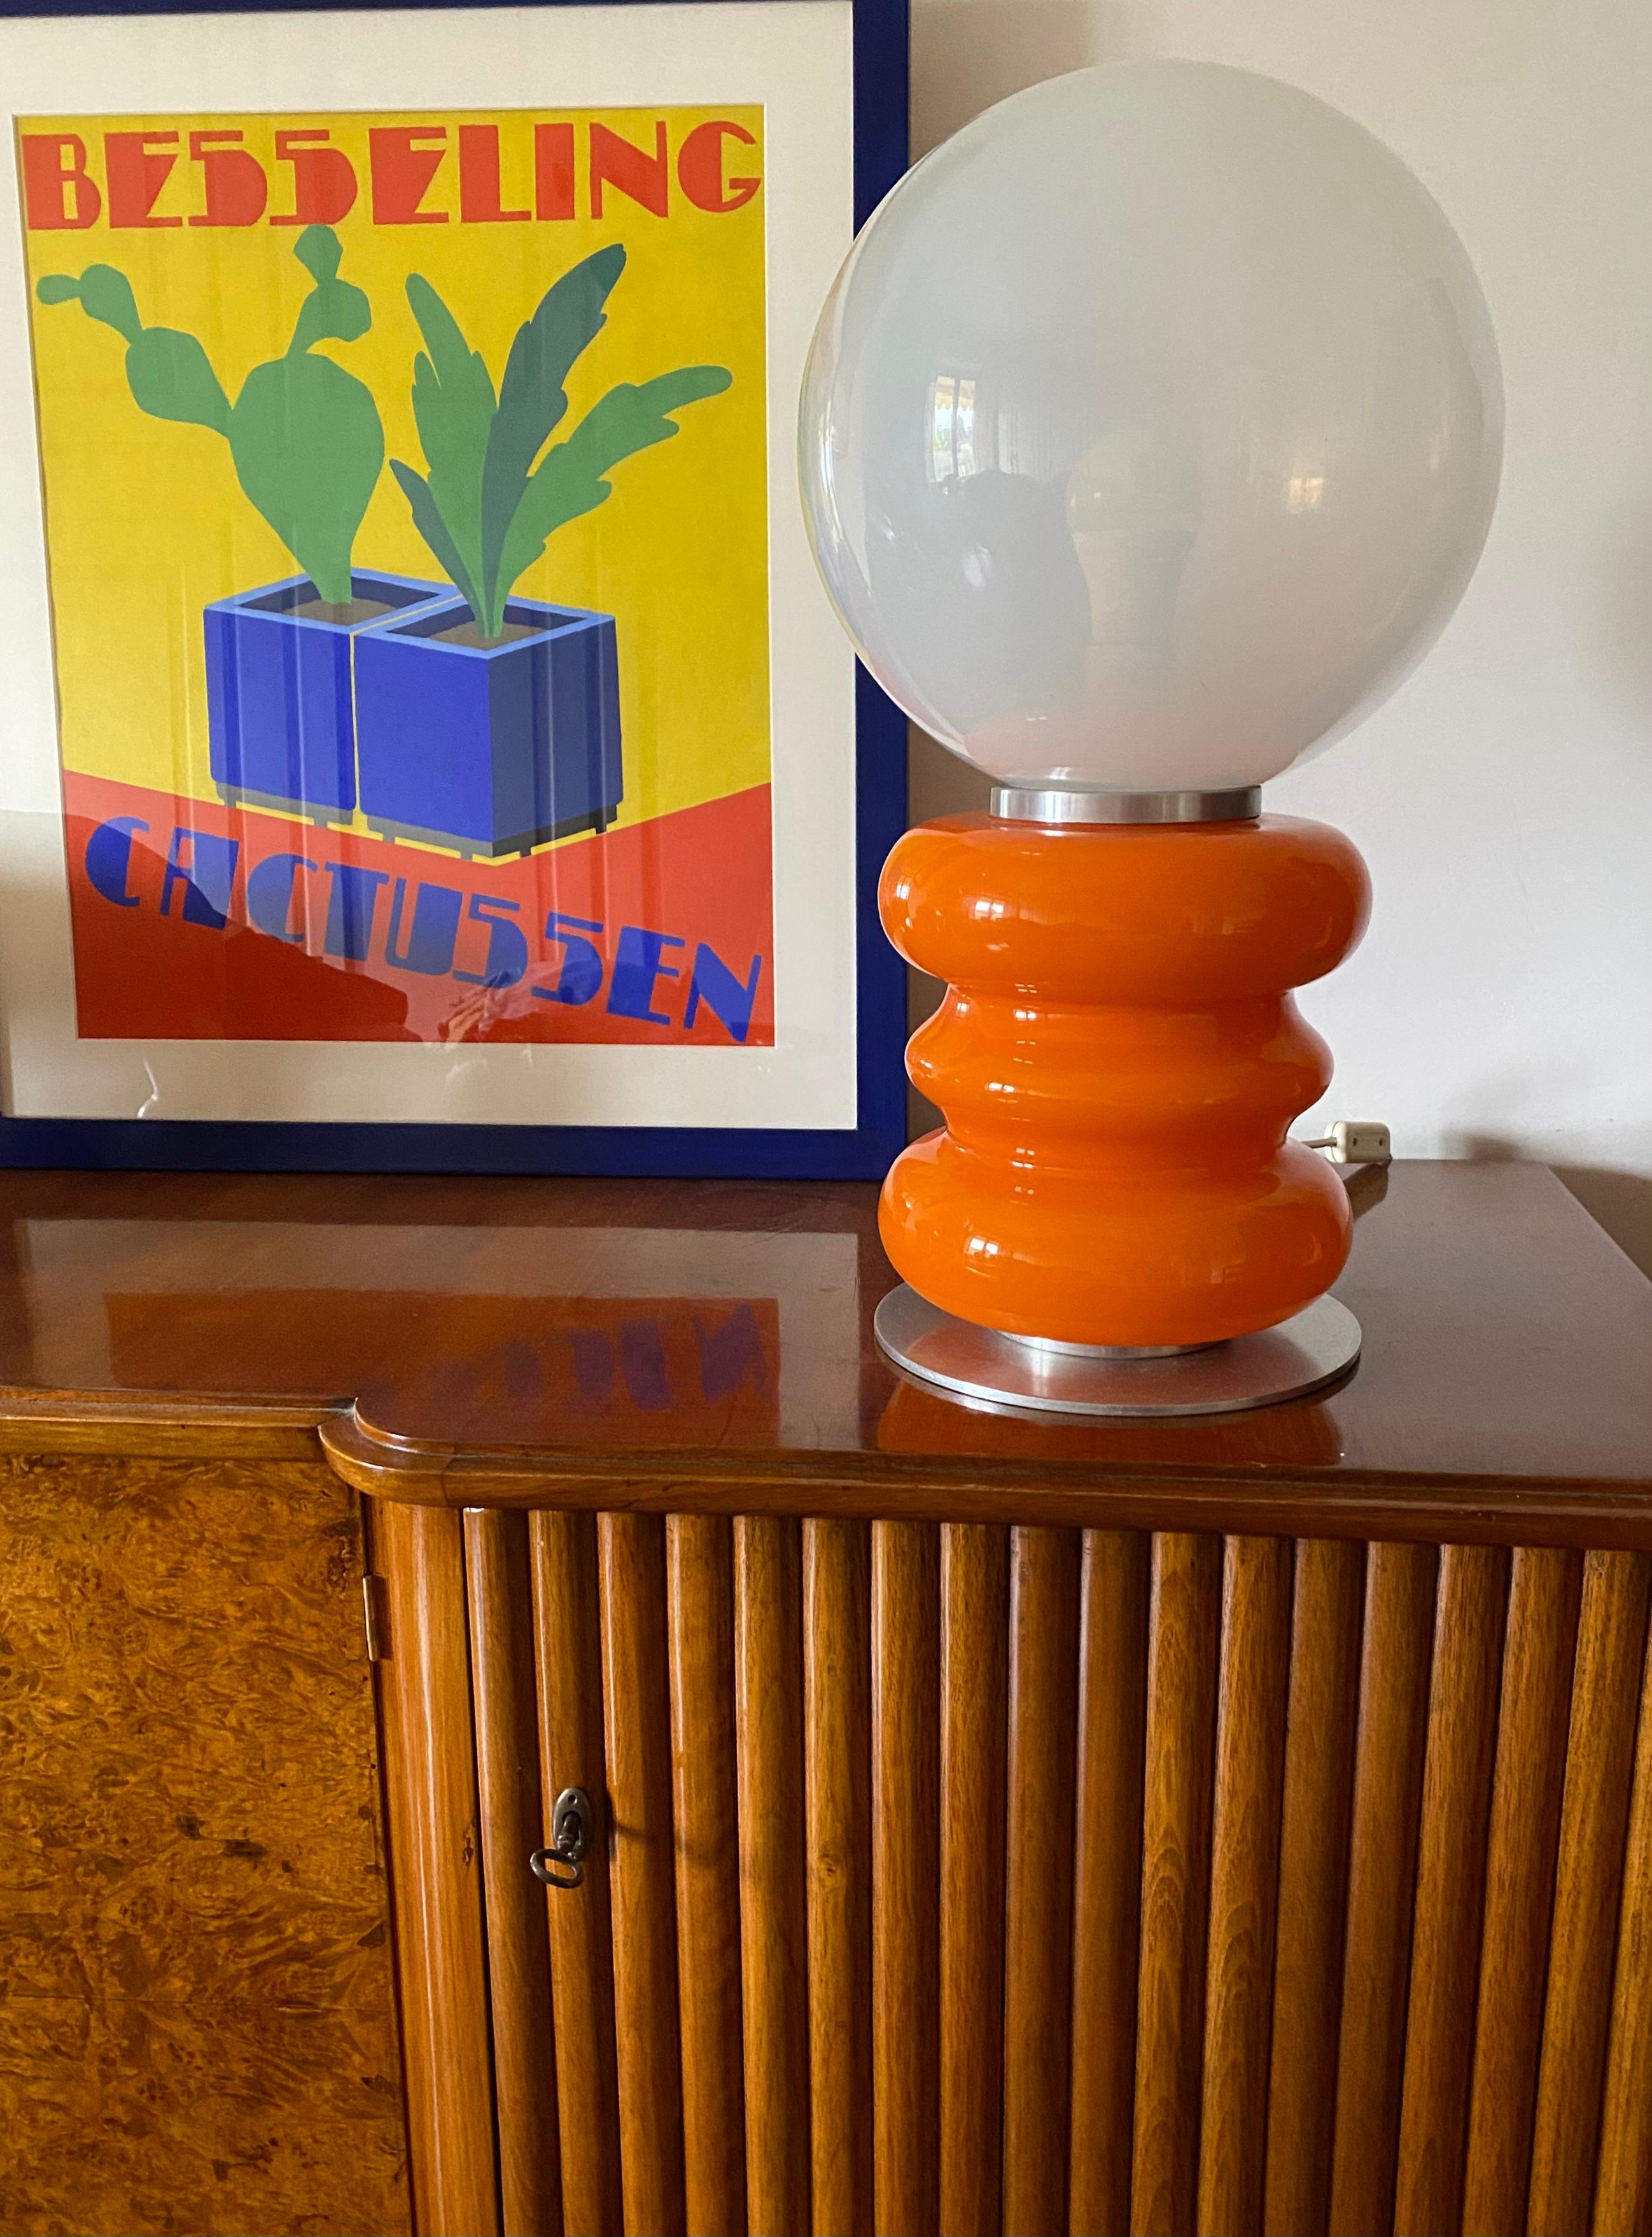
[19, 106, 769, 838]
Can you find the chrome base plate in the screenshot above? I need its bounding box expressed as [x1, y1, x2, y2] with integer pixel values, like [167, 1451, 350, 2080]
[874, 1286, 1362, 1419]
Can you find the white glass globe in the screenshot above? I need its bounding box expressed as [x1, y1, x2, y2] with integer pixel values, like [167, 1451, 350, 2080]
[799, 61, 1503, 792]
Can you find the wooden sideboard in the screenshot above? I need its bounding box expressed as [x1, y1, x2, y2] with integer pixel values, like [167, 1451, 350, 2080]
[2, 1161, 1650, 2237]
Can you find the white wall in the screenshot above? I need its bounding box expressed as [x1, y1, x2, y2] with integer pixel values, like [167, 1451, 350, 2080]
[904, 0, 1652, 1270]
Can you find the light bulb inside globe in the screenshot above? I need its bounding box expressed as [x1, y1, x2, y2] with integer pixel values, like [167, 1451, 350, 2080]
[799, 60, 1503, 794]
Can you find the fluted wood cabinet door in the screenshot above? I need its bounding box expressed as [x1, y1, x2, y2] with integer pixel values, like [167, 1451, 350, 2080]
[372, 1503, 1652, 2237]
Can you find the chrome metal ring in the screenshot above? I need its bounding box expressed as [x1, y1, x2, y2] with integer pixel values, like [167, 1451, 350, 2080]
[1005, 1331, 1218, 1361]
[989, 784, 1261, 826]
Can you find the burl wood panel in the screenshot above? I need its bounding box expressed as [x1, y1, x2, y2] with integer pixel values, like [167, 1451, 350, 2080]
[0, 1453, 407, 2237]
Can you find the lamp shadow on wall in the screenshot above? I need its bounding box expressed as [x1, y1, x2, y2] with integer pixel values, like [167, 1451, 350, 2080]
[911, 0, 1125, 152]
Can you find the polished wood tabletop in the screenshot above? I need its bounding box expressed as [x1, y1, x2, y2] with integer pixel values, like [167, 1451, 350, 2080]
[0, 1161, 1647, 1543]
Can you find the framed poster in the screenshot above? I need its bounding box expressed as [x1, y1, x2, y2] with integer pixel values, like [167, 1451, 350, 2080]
[0, 0, 908, 1177]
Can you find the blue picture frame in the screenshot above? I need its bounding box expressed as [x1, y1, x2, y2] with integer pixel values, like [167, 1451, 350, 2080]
[0, 0, 910, 1180]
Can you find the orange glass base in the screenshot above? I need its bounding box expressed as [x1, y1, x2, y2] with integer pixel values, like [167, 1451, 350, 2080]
[878, 811, 1372, 1350]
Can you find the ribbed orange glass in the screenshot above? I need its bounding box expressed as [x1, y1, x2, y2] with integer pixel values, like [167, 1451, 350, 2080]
[879, 813, 1372, 1348]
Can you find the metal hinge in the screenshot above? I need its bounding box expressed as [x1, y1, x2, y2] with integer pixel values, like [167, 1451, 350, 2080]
[361, 1573, 388, 1663]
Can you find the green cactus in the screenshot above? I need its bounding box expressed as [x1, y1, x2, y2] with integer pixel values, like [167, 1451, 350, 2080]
[391, 244, 732, 642]
[38, 226, 384, 607]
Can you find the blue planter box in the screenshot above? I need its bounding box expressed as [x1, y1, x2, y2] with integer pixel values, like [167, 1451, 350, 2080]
[354, 597, 624, 858]
[204, 572, 448, 823]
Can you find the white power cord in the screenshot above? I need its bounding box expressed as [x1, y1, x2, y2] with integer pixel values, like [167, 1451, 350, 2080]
[1299, 1119, 1392, 1166]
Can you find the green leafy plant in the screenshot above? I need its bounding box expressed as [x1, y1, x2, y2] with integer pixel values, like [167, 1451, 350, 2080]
[37, 225, 384, 608]
[392, 244, 732, 643]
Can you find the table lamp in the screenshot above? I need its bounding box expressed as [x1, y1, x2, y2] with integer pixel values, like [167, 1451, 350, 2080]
[800, 60, 1502, 1416]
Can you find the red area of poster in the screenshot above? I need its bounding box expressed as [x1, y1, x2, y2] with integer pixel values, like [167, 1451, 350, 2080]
[66, 771, 774, 1046]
